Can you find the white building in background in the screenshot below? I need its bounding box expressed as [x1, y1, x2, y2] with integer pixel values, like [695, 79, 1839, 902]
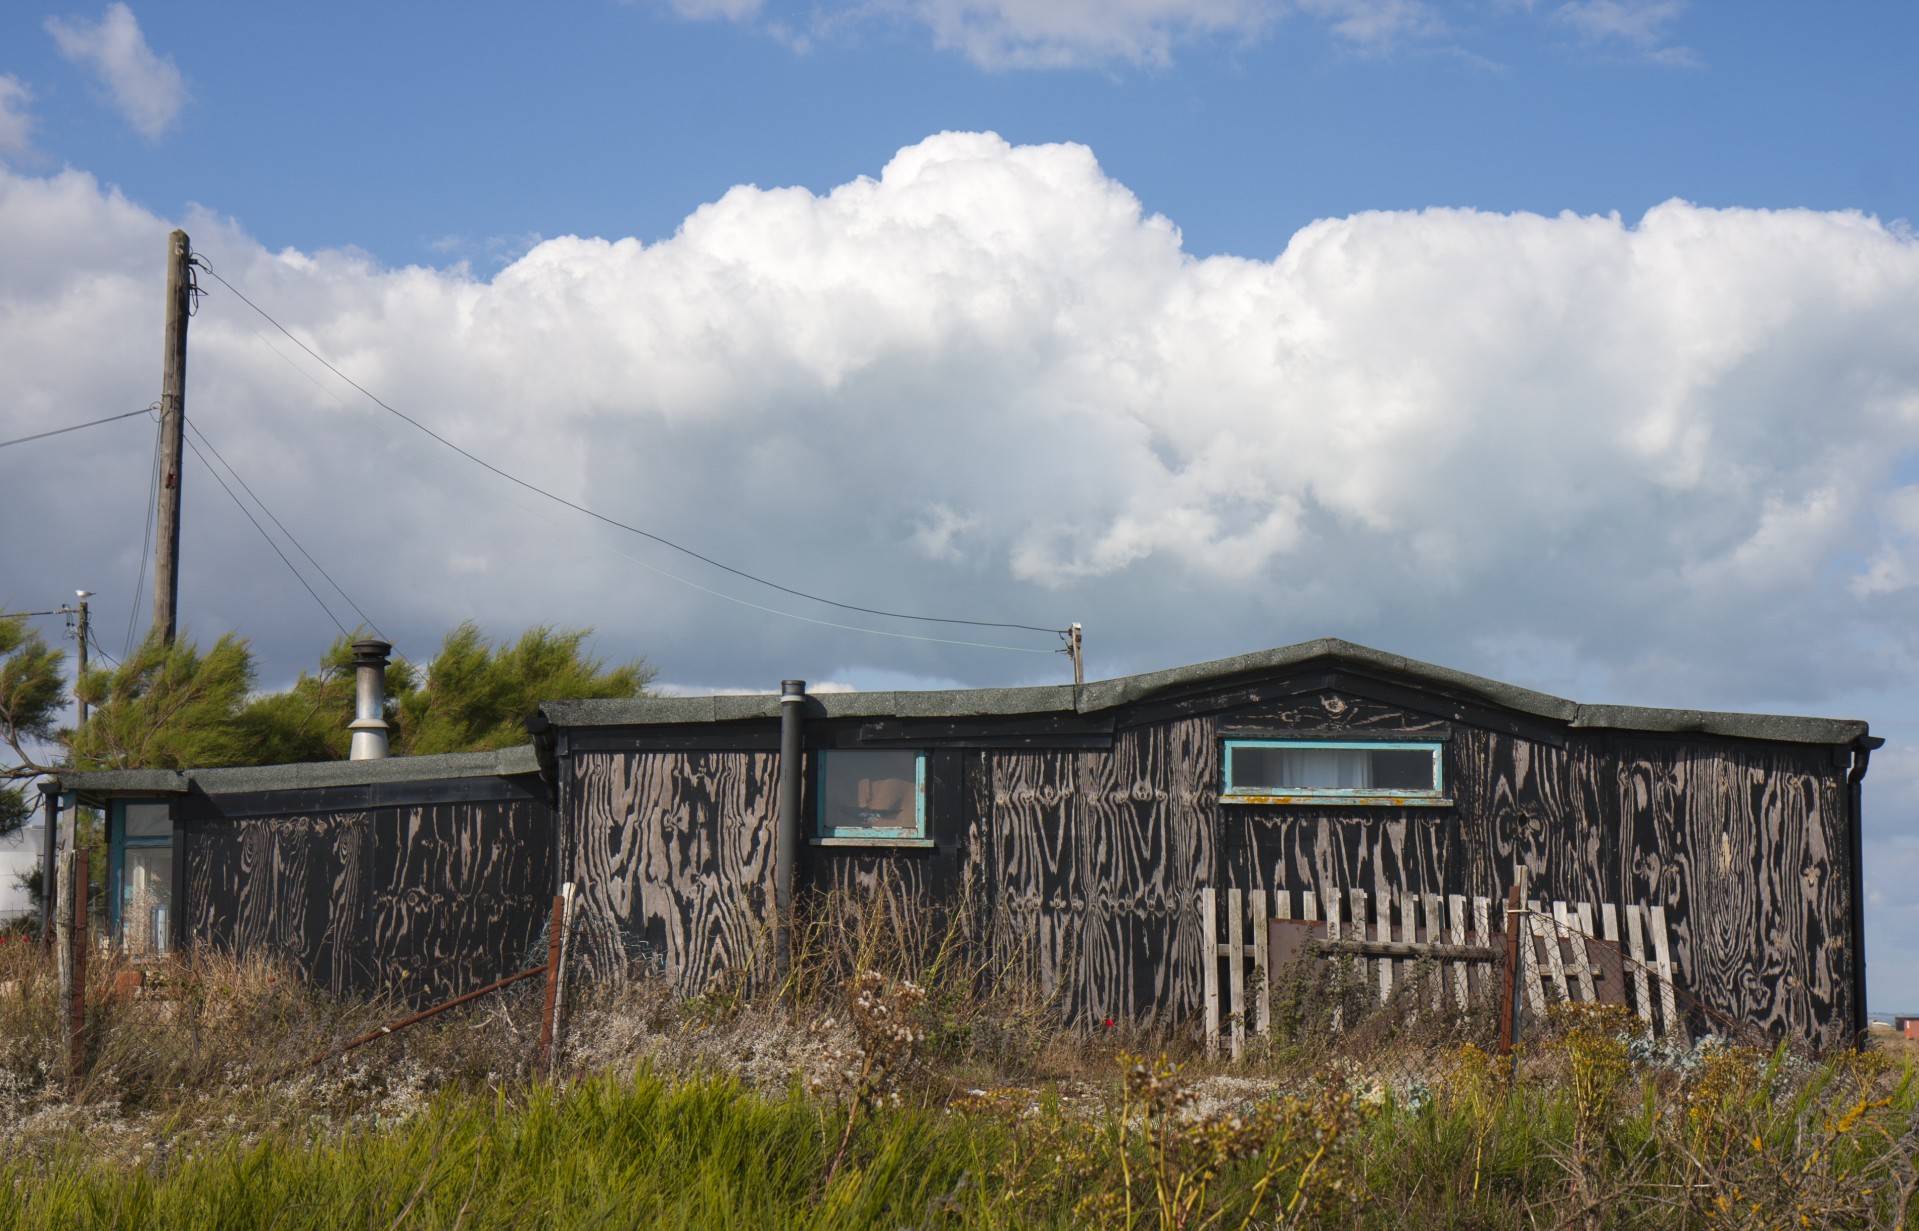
[0, 821, 42, 927]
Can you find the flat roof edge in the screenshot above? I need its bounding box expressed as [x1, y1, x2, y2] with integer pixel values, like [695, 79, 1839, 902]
[57, 745, 543, 797]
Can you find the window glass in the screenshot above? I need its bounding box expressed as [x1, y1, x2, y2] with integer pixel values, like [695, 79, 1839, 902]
[121, 845, 173, 957]
[819, 750, 923, 837]
[124, 803, 170, 837]
[1224, 740, 1443, 801]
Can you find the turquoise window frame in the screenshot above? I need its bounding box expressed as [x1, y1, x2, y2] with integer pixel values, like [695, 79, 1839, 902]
[107, 799, 174, 937]
[814, 750, 932, 847]
[1220, 739, 1450, 807]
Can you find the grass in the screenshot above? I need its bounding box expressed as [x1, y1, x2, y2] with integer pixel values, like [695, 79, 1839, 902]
[4, 897, 1918, 1228]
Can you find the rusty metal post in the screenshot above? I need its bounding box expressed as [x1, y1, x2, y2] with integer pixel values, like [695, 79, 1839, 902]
[537, 894, 564, 1077]
[68, 847, 89, 1081]
[1498, 882, 1522, 1057]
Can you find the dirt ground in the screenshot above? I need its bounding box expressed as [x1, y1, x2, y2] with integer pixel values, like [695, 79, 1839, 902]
[1868, 1024, 1919, 1063]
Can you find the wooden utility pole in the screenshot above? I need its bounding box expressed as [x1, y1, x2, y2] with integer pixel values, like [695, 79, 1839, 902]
[73, 591, 90, 726]
[151, 229, 191, 646]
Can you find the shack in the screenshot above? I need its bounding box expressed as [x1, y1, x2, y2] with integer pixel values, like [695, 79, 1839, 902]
[54, 637, 1877, 1046]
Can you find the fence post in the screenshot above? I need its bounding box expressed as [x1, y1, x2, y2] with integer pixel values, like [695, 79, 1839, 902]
[1498, 882, 1521, 1057]
[548, 883, 578, 1078]
[537, 893, 564, 1078]
[68, 846, 89, 1083]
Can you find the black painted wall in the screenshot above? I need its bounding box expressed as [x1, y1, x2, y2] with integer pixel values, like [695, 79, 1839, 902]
[560, 668, 1858, 1045]
[177, 778, 555, 1003]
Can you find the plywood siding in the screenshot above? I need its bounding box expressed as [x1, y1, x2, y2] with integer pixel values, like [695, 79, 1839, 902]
[551, 684, 1853, 1045]
[979, 721, 1212, 1025]
[181, 796, 553, 1003]
[181, 811, 370, 995]
[566, 750, 779, 993]
[367, 801, 554, 1000]
[1212, 690, 1854, 1044]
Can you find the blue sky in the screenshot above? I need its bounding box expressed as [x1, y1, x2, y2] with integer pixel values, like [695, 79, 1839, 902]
[3, 2, 1919, 1010]
[5, 3, 1914, 267]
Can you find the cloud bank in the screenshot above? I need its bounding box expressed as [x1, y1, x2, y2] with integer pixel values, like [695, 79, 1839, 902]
[45, 3, 186, 138]
[6, 131, 1919, 704]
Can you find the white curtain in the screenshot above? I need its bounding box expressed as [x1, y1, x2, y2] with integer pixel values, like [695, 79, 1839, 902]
[1272, 748, 1372, 788]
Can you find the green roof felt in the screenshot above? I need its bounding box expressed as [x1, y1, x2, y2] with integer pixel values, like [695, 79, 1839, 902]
[539, 637, 1870, 746]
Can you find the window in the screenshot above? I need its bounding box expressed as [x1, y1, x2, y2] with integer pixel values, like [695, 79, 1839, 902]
[816, 750, 930, 845]
[111, 801, 173, 956]
[1221, 739, 1447, 806]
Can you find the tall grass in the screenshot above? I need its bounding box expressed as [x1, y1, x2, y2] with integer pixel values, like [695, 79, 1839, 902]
[5, 893, 1918, 1228]
[7, 1039, 1913, 1228]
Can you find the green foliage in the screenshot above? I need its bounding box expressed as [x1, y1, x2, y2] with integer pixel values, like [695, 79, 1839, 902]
[60, 623, 647, 770]
[0, 611, 66, 783]
[394, 622, 653, 755]
[0, 783, 31, 839]
[69, 632, 258, 771]
[232, 636, 420, 763]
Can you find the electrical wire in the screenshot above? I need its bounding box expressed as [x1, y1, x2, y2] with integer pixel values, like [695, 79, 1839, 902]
[0, 406, 153, 450]
[85, 628, 120, 670]
[184, 418, 385, 639]
[194, 261, 1064, 639]
[182, 433, 351, 638]
[122, 412, 165, 659]
[221, 320, 1058, 654]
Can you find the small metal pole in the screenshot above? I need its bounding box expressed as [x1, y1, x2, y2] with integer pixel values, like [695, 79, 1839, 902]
[774, 680, 806, 984]
[1499, 882, 1522, 1057]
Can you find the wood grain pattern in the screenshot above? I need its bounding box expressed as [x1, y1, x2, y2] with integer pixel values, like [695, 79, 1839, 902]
[567, 750, 779, 994]
[988, 751, 1082, 1007]
[182, 811, 369, 994]
[538, 680, 1857, 1045]
[181, 797, 552, 1001]
[368, 801, 553, 1001]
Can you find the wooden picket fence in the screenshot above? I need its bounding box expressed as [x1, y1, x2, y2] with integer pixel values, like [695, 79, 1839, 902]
[1200, 882, 1682, 1059]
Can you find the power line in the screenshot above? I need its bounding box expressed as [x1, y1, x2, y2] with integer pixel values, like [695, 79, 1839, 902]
[194, 261, 1063, 639]
[229, 312, 1059, 655]
[182, 432, 351, 638]
[86, 628, 119, 670]
[184, 418, 385, 639]
[122, 412, 164, 659]
[0, 405, 153, 450]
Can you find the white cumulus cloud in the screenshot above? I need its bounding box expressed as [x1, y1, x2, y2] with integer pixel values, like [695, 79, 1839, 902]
[7, 132, 1919, 715]
[45, 3, 187, 139]
[0, 76, 34, 157]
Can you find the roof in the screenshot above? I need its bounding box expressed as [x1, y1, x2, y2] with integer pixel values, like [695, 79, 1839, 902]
[57, 744, 542, 800]
[539, 637, 1872, 747]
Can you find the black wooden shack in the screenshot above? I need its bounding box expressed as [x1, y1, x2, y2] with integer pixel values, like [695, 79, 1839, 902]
[58, 748, 554, 1002]
[57, 638, 1877, 1046]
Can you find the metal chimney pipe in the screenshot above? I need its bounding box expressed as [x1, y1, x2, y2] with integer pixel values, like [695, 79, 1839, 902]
[774, 679, 806, 981]
[348, 639, 393, 760]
